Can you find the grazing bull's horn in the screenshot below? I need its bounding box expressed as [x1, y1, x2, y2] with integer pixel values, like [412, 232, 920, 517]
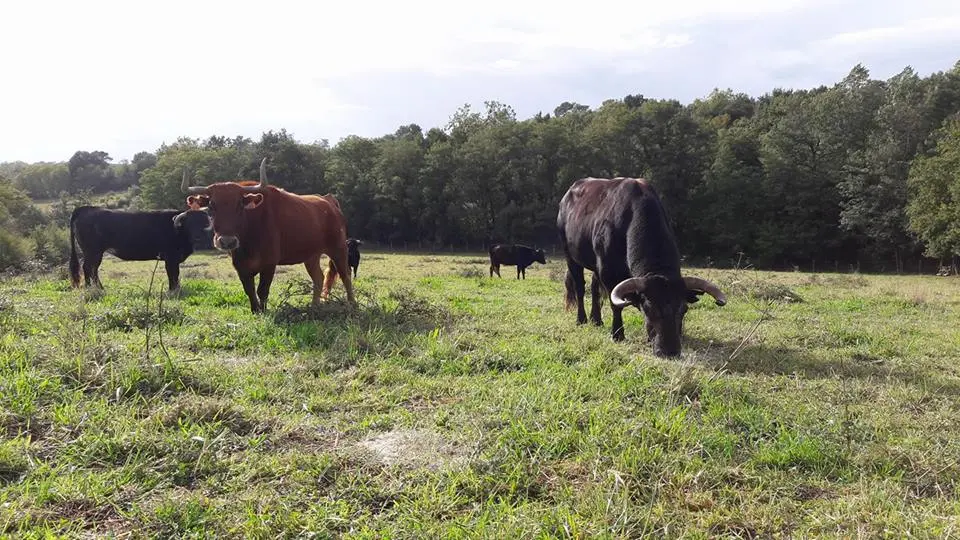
[240, 157, 270, 193]
[181, 168, 209, 194]
[683, 276, 728, 306]
[610, 277, 649, 307]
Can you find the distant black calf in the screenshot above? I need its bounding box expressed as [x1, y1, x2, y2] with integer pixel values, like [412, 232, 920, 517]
[347, 238, 362, 278]
[68, 206, 211, 293]
[489, 243, 546, 279]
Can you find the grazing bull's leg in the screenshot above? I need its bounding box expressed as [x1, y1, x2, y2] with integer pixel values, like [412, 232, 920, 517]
[598, 267, 626, 341]
[492, 264, 501, 278]
[164, 258, 181, 295]
[238, 270, 262, 313]
[517, 265, 522, 279]
[565, 261, 587, 325]
[257, 265, 276, 310]
[304, 256, 325, 305]
[589, 273, 604, 327]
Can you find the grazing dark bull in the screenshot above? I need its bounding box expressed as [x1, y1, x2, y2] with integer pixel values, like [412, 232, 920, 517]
[489, 243, 546, 279]
[68, 206, 211, 293]
[347, 238, 362, 278]
[557, 177, 727, 357]
[181, 157, 356, 313]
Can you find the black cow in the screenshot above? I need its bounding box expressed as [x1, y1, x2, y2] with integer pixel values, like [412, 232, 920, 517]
[68, 206, 212, 293]
[489, 243, 546, 279]
[347, 238, 362, 278]
[557, 177, 727, 357]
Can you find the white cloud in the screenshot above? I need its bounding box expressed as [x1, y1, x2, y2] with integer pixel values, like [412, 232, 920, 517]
[817, 16, 960, 49]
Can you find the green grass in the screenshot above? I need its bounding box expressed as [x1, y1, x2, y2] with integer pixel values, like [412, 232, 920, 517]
[2, 251, 960, 537]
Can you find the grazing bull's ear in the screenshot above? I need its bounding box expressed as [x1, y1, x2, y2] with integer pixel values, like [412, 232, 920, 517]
[186, 195, 208, 210]
[242, 193, 264, 209]
[686, 290, 702, 304]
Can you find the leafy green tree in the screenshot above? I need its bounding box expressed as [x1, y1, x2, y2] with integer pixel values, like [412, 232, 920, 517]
[907, 115, 960, 263]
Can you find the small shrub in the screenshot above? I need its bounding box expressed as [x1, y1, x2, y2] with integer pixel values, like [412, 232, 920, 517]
[31, 224, 71, 265]
[0, 230, 31, 272]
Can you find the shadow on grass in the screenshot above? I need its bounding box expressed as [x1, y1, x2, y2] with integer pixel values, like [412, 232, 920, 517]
[258, 284, 454, 368]
[684, 335, 960, 396]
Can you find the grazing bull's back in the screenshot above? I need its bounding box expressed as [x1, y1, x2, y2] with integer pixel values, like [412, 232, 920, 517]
[558, 177, 679, 277]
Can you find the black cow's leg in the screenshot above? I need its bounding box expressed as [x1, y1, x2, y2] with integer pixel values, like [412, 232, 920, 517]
[164, 258, 181, 295]
[566, 261, 587, 325]
[589, 273, 604, 326]
[257, 265, 276, 311]
[85, 251, 104, 289]
[238, 270, 261, 313]
[516, 266, 521, 279]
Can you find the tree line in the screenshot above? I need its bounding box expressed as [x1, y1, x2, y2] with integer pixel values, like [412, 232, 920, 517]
[3, 60, 960, 273]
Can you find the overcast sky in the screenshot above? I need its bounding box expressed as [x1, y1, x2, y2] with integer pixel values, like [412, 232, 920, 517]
[2, 0, 958, 163]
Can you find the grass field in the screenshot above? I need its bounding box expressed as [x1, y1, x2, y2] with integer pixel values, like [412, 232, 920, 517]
[2, 251, 959, 538]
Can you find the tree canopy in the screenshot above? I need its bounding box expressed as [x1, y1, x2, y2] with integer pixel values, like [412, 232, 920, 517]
[4, 60, 960, 272]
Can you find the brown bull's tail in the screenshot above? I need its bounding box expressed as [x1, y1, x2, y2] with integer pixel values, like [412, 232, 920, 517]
[68, 209, 82, 287]
[564, 269, 577, 310]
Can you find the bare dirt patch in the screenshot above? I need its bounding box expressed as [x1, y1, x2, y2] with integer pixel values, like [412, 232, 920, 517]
[358, 428, 471, 471]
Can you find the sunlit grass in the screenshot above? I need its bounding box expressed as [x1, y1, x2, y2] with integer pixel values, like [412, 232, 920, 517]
[2, 251, 960, 537]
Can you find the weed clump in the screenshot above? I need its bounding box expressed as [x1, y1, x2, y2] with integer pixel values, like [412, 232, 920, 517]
[94, 303, 186, 332]
[456, 267, 484, 279]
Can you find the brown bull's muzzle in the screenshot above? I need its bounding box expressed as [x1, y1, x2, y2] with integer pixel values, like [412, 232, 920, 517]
[214, 234, 239, 251]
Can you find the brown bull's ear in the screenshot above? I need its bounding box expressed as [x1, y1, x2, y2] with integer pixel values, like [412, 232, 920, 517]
[243, 193, 264, 209]
[186, 195, 209, 209]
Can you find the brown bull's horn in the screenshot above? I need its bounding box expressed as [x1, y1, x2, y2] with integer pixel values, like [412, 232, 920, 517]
[240, 157, 270, 193]
[683, 276, 728, 306]
[181, 168, 209, 194]
[610, 277, 649, 307]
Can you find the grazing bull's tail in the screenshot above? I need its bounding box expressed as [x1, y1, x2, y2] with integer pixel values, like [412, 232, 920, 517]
[564, 269, 577, 311]
[68, 209, 82, 287]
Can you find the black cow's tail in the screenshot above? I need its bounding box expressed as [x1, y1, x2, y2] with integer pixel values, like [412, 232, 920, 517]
[68, 208, 82, 287]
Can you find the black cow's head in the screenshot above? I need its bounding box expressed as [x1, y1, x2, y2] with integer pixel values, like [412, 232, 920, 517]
[346, 238, 362, 254]
[610, 275, 726, 357]
[172, 209, 213, 247]
[533, 247, 546, 264]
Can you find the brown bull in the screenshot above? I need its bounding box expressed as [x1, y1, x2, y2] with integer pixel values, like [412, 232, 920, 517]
[181, 158, 356, 313]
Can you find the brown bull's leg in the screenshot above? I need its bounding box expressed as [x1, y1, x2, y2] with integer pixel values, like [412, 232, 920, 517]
[325, 250, 356, 306]
[257, 265, 276, 310]
[237, 270, 262, 313]
[304, 256, 325, 305]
